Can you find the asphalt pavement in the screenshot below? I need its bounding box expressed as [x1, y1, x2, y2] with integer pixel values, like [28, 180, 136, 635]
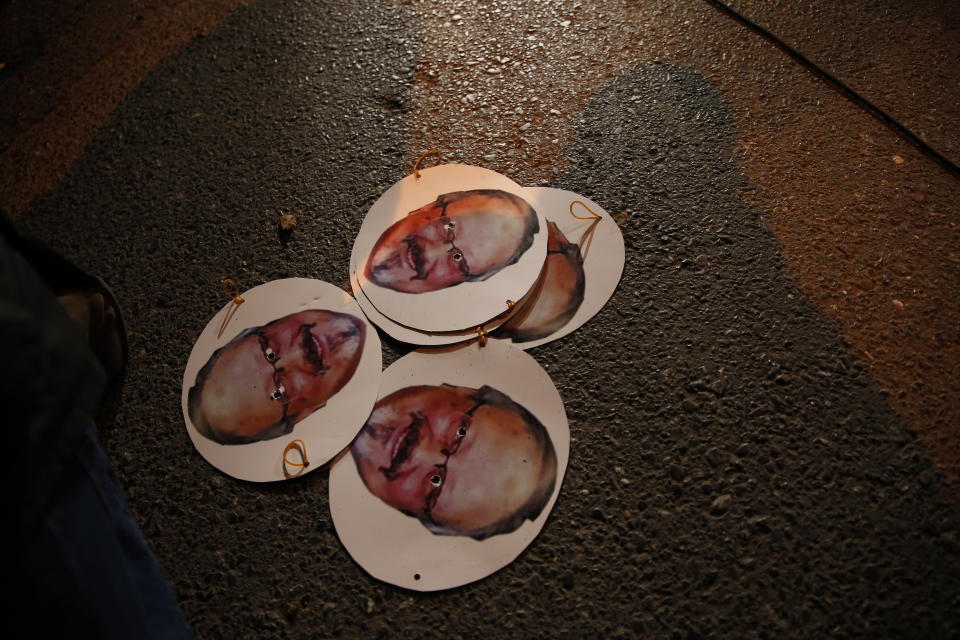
[4, 0, 960, 637]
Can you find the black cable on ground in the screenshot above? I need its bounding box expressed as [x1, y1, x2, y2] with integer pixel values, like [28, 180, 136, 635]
[704, 0, 960, 180]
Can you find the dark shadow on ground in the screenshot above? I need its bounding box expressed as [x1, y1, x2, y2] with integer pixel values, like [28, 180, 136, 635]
[533, 62, 960, 637]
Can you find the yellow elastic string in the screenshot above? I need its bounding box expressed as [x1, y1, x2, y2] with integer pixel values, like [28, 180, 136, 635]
[413, 149, 441, 179]
[282, 439, 309, 478]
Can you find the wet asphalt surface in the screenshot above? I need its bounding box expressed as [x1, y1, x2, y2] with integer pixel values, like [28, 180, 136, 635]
[724, 0, 960, 166]
[12, 0, 960, 637]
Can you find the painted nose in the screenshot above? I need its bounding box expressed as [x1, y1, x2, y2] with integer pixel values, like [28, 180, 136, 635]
[422, 239, 453, 267]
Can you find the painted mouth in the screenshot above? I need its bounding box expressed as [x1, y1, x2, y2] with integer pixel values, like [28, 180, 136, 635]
[402, 236, 428, 280]
[300, 324, 328, 375]
[379, 410, 425, 480]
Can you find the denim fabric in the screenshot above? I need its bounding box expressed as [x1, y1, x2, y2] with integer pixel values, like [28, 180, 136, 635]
[14, 423, 192, 640]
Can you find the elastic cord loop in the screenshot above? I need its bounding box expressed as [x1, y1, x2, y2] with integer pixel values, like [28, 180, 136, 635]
[283, 439, 309, 478]
[569, 200, 602, 221]
[413, 149, 441, 179]
[221, 279, 244, 305]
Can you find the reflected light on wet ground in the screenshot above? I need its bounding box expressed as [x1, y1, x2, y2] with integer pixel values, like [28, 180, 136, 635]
[399, 0, 960, 488]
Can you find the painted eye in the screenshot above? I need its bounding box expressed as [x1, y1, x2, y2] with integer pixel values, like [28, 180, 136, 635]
[264, 347, 277, 362]
[430, 474, 442, 487]
[456, 426, 467, 438]
[443, 220, 456, 231]
[452, 252, 463, 262]
[271, 385, 286, 401]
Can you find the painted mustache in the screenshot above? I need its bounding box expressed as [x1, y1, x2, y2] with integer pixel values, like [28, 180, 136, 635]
[299, 323, 327, 374]
[403, 236, 428, 280]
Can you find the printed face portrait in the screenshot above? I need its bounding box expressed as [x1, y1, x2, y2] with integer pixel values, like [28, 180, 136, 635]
[363, 189, 540, 294]
[494, 221, 585, 342]
[188, 310, 365, 445]
[351, 384, 558, 540]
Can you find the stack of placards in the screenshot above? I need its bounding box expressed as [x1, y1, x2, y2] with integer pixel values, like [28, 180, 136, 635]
[181, 162, 625, 591]
[350, 164, 624, 349]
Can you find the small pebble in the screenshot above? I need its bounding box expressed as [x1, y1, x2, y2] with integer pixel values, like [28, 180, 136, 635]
[710, 494, 732, 515]
[705, 448, 724, 467]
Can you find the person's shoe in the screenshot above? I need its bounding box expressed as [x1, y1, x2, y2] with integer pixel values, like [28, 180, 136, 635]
[57, 289, 126, 380]
[13, 235, 129, 422]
